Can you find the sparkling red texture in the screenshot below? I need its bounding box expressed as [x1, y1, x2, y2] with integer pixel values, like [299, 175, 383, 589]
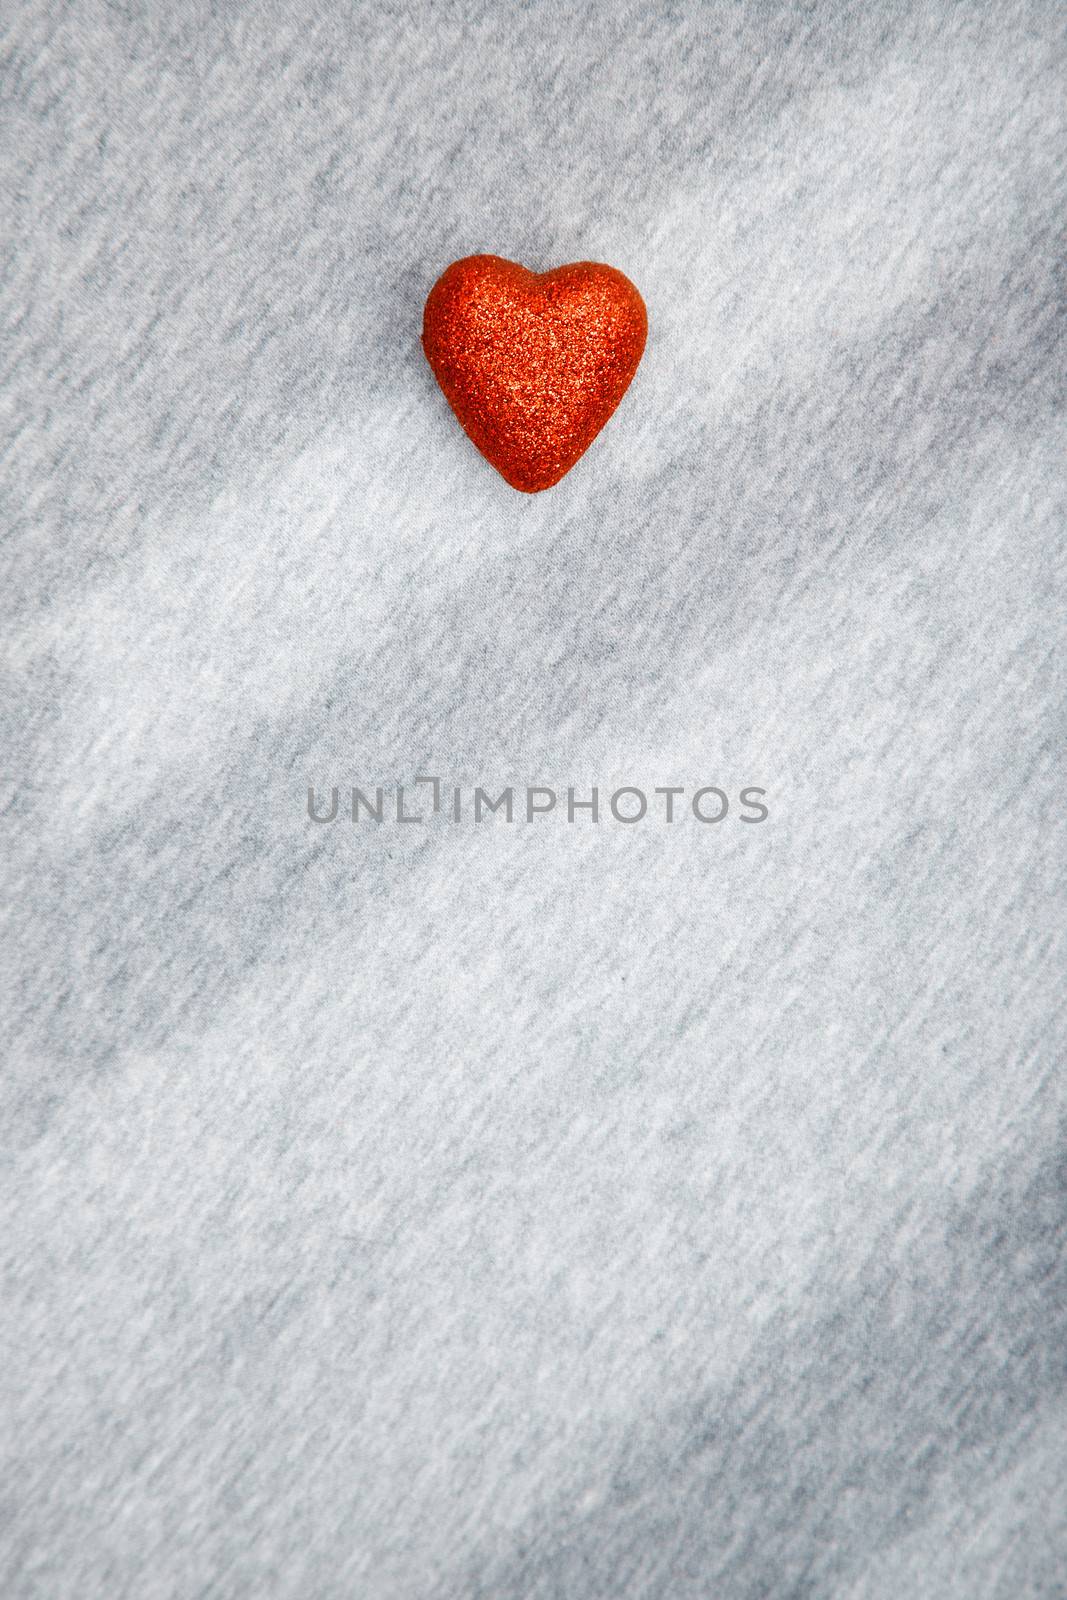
[421, 255, 647, 493]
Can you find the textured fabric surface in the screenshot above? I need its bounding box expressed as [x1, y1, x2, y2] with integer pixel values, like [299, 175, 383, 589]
[2, 2, 1065, 1596]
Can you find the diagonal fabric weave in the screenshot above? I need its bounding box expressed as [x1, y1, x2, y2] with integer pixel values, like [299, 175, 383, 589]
[1, 2, 1065, 1596]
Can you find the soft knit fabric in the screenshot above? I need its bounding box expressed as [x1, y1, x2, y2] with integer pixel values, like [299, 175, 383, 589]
[1, 2, 1065, 1596]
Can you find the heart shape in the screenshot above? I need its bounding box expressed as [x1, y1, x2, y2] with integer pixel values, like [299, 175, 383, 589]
[422, 255, 647, 493]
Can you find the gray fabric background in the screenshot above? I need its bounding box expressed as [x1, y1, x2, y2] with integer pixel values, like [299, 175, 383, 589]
[2, 2, 1065, 1595]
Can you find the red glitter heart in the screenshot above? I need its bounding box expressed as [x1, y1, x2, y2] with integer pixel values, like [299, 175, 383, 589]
[422, 255, 647, 493]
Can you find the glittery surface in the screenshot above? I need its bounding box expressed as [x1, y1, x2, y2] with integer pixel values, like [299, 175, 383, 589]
[422, 255, 647, 492]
